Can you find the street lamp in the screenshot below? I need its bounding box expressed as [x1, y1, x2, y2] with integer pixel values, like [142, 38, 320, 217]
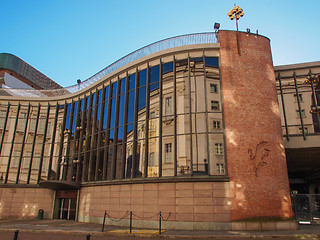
[228, 5, 244, 31]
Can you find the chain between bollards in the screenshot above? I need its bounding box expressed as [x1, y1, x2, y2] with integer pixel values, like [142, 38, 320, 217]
[13, 230, 19, 240]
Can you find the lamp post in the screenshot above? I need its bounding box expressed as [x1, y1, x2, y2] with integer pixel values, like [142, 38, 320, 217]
[228, 5, 244, 31]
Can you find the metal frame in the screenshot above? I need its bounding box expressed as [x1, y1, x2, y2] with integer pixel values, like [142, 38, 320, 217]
[38, 104, 50, 183]
[158, 61, 163, 177]
[293, 71, 306, 140]
[4, 103, 20, 183]
[88, 90, 99, 181]
[278, 73, 290, 141]
[70, 98, 81, 181]
[0, 103, 10, 156]
[121, 73, 130, 179]
[111, 76, 121, 180]
[47, 103, 59, 180]
[95, 87, 106, 181]
[28, 104, 41, 183]
[16, 104, 31, 183]
[102, 82, 113, 180]
[187, 55, 194, 175]
[132, 68, 139, 179]
[82, 93, 94, 181]
[144, 65, 150, 178]
[203, 54, 211, 174]
[76, 96, 87, 182]
[63, 101, 75, 180]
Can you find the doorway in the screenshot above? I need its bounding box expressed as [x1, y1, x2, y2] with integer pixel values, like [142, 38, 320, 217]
[55, 190, 78, 220]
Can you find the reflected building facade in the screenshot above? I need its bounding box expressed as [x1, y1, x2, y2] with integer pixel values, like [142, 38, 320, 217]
[0, 31, 295, 230]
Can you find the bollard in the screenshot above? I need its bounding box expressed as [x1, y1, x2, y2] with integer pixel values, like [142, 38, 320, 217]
[129, 211, 132, 233]
[86, 234, 90, 240]
[101, 210, 107, 232]
[13, 230, 19, 240]
[159, 211, 162, 234]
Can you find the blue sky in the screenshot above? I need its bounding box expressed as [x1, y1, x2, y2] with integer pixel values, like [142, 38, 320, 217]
[1, 0, 319, 87]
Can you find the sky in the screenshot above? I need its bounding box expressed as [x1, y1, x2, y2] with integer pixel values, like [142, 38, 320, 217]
[1, 0, 319, 88]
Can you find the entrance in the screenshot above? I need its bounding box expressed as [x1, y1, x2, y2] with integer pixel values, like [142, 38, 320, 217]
[56, 190, 78, 220]
[292, 194, 320, 224]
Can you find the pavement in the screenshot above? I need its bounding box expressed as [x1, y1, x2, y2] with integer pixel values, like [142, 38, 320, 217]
[0, 218, 320, 239]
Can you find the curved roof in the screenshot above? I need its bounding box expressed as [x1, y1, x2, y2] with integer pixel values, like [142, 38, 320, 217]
[66, 32, 218, 93]
[0, 32, 218, 97]
[0, 53, 64, 90]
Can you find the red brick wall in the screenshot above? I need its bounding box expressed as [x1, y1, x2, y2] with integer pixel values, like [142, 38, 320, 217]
[219, 30, 293, 220]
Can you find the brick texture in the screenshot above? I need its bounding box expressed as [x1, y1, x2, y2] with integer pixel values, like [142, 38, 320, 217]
[219, 30, 293, 220]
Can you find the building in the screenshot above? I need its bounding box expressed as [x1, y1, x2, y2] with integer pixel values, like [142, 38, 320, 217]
[0, 30, 296, 230]
[275, 61, 320, 194]
[0, 53, 66, 97]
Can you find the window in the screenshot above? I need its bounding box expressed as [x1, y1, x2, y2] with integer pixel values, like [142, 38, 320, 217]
[38, 117, 47, 134]
[216, 164, 225, 174]
[296, 110, 306, 118]
[299, 127, 308, 134]
[294, 93, 303, 102]
[12, 150, 21, 167]
[165, 143, 172, 163]
[150, 112, 156, 130]
[211, 101, 219, 110]
[0, 111, 6, 129]
[210, 83, 218, 93]
[165, 97, 173, 115]
[213, 121, 221, 129]
[149, 152, 155, 166]
[215, 143, 223, 155]
[17, 113, 27, 132]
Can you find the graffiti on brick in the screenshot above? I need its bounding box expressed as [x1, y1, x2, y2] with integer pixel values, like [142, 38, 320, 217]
[248, 141, 270, 177]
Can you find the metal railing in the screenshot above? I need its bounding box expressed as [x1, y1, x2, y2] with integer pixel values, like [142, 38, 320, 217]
[67, 32, 218, 93]
[0, 32, 218, 97]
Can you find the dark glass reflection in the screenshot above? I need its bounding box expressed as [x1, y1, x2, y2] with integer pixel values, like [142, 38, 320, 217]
[138, 86, 146, 111]
[205, 57, 219, 67]
[72, 101, 78, 133]
[138, 69, 147, 87]
[129, 74, 136, 90]
[162, 62, 173, 74]
[65, 104, 71, 129]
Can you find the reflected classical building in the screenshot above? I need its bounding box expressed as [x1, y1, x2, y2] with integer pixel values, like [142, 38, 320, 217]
[0, 30, 296, 230]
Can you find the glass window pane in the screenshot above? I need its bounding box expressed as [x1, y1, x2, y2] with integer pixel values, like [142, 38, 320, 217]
[120, 78, 126, 94]
[162, 62, 173, 74]
[138, 86, 146, 111]
[150, 65, 160, 84]
[205, 57, 219, 67]
[138, 69, 147, 87]
[129, 73, 136, 91]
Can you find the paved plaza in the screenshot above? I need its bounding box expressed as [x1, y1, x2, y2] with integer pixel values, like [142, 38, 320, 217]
[0, 219, 320, 239]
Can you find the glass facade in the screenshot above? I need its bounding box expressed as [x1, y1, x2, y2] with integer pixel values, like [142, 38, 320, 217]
[0, 52, 226, 184]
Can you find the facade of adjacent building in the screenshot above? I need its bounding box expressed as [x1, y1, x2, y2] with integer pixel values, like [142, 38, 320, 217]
[275, 61, 320, 194]
[0, 30, 303, 230]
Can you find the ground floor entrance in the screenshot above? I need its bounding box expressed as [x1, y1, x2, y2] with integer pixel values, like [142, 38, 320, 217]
[55, 190, 78, 220]
[292, 194, 320, 224]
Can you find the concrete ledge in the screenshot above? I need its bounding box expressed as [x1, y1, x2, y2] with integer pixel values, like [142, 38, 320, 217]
[231, 221, 298, 231]
[79, 215, 298, 231]
[78, 215, 232, 230]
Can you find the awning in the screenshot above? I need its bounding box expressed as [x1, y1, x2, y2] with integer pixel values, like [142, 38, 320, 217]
[39, 180, 80, 190]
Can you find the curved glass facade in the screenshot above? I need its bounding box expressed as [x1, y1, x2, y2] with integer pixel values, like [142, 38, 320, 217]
[0, 48, 225, 184]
